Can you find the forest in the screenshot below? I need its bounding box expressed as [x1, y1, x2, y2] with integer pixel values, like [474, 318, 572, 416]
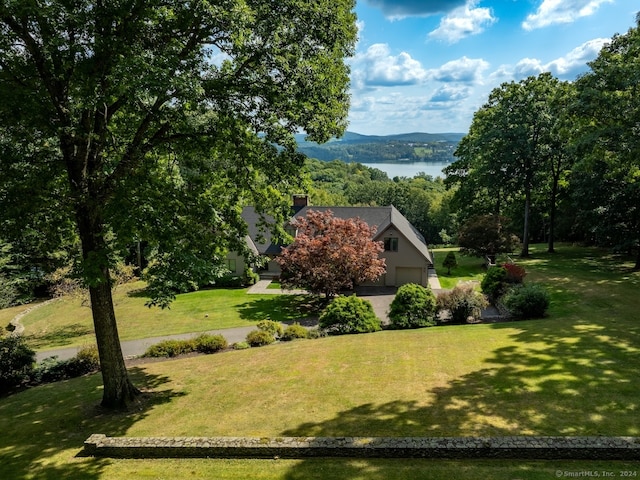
[3, 15, 640, 315]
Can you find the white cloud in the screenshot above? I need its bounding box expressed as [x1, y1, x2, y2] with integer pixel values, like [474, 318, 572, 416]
[352, 43, 428, 87]
[514, 58, 544, 78]
[545, 37, 610, 76]
[429, 56, 490, 84]
[429, 85, 472, 103]
[428, 2, 497, 43]
[504, 37, 610, 80]
[522, 0, 613, 31]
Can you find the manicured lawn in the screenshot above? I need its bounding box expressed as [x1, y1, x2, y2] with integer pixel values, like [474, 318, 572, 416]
[431, 247, 488, 288]
[17, 281, 318, 352]
[1, 244, 639, 478]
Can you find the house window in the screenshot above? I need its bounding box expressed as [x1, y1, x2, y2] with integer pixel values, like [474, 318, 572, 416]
[226, 258, 237, 273]
[384, 237, 398, 252]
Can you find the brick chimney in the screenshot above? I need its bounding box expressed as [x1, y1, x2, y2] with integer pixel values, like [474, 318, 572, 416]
[292, 194, 309, 208]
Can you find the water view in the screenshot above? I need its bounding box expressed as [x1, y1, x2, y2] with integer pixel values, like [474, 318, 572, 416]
[360, 162, 450, 179]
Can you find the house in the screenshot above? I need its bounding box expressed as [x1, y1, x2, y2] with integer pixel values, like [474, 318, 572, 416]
[227, 195, 434, 287]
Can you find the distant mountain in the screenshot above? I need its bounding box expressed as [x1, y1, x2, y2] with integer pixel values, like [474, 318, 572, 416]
[295, 131, 465, 164]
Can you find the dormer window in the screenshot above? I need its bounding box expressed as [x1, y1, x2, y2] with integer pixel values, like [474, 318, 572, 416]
[384, 237, 398, 252]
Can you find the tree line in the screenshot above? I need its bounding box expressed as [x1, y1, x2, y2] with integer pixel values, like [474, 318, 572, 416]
[445, 16, 640, 269]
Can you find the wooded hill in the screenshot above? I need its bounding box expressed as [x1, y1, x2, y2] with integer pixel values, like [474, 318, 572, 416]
[295, 131, 464, 164]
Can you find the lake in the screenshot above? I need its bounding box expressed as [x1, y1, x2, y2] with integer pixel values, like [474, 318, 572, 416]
[360, 162, 450, 179]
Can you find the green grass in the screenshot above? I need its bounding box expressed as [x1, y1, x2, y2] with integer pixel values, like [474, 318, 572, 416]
[17, 282, 318, 352]
[1, 244, 639, 478]
[432, 247, 488, 288]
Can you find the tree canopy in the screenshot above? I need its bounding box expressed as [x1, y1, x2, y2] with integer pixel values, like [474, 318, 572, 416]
[0, 0, 357, 407]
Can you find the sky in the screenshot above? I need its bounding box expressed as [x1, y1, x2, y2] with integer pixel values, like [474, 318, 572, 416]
[347, 0, 637, 136]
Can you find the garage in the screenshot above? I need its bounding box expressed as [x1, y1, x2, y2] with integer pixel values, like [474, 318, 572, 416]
[395, 267, 423, 286]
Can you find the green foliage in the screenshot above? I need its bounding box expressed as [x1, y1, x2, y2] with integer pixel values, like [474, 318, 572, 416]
[32, 346, 100, 384]
[246, 330, 276, 347]
[437, 285, 489, 324]
[143, 339, 197, 358]
[442, 251, 458, 275]
[257, 320, 284, 339]
[503, 263, 527, 284]
[0, 336, 35, 394]
[572, 22, 640, 268]
[214, 275, 245, 288]
[388, 283, 437, 329]
[232, 341, 251, 350]
[143, 334, 228, 357]
[319, 295, 381, 335]
[458, 215, 519, 260]
[0, 0, 357, 406]
[194, 334, 228, 354]
[243, 268, 259, 286]
[502, 283, 550, 319]
[0, 275, 18, 310]
[302, 157, 455, 244]
[281, 323, 309, 341]
[448, 73, 570, 257]
[481, 266, 509, 300]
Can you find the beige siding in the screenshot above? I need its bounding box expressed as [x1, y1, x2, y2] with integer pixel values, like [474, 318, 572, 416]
[379, 226, 428, 287]
[225, 252, 247, 275]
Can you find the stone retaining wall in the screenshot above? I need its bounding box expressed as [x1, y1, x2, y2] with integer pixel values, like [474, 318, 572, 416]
[84, 435, 640, 460]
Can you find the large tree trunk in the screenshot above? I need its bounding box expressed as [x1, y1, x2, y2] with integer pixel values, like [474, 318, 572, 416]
[521, 189, 531, 257]
[547, 178, 558, 254]
[89, 278, 140, 408]
[76, 201, 139, 409]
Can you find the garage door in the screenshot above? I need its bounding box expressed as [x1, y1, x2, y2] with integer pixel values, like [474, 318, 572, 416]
[395, 267, 423, 286]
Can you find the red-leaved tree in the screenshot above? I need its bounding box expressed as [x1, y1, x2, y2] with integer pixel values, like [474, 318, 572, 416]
[277, 210, 386, 298]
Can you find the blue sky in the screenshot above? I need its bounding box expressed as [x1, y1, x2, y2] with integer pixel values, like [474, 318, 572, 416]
[348, 0, 637, 135]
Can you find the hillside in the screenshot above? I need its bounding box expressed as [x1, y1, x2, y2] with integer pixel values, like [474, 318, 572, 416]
[296, 131, 465, 164]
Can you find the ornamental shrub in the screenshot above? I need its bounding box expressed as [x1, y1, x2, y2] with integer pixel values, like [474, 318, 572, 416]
[481, 266, 508, 300]
[232, 341, 250, 350]
[143, 339, 197, 357]
[319, 295, 381, 335]
[388, 283, 437, 329]
[246, 329, 275, 347]
[503, 262, 527, 284]
[68, 345, 100, 375]
[502, 283, 550, 319]
[437, 284, 489, 324]
[442, 251, 458, 275]
[257, 320, 284, 338]
[281, 323, 309, 341]
[194, 334, 228, 354]
[0, 336, 35, 394]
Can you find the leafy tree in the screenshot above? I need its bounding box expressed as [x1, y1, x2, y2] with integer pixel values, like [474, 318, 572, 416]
[0, 0, 356, 408]
[277, 210, 386, 298]
[448, 73, 569, 256]
[442, 251, 458, 275]
[573, 17, 640, 269]
[457, 214, 519, 264]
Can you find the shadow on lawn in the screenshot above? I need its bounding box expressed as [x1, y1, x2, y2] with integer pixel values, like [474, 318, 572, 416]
[282, 313, 640, 479]
[0, 367, 184, 480]
[25, 323, 94, 349]
[236, 295, 321, 323]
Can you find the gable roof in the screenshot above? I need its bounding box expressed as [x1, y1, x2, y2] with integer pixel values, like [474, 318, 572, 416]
[241, 206, 283, 255]
[293, 205, 433, 265]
